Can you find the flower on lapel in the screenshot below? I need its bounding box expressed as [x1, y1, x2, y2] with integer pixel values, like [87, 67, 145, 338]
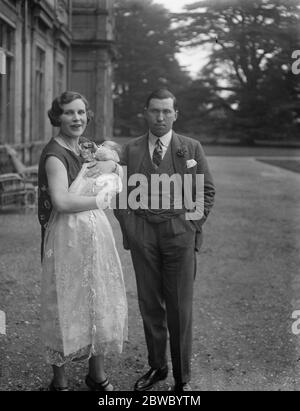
[176, 146, 187, 157]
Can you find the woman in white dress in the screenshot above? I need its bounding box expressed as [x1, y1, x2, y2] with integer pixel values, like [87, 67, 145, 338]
[38, 91, 127, 391]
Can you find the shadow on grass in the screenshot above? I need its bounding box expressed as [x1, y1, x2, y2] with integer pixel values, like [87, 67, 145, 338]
[256, 159, 300, 174]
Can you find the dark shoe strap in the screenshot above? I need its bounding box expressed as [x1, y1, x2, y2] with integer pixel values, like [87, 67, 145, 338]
[97, 378, 110, 389]
[86, 375, 112, 391]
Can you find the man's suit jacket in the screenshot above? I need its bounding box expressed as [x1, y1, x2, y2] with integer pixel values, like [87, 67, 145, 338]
[114, 132, 215, 251]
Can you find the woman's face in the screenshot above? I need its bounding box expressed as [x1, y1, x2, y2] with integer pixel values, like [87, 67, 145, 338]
[59, 98, 88, 138]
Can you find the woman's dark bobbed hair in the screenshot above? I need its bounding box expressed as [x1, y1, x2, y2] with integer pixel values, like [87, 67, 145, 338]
[48, 91, 94, 127]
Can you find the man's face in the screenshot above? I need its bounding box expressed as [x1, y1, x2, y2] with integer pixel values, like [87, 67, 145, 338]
[144, 98, 178, 137]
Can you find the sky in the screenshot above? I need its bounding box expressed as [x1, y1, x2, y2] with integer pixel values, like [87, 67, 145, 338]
[153, 0, 209, 78]
[154, 0, 196, 13]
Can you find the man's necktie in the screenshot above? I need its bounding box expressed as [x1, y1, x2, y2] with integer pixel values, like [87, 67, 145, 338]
[152, 138, 163, 167]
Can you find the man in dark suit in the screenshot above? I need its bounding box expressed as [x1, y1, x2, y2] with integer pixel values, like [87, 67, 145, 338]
[115, 88, 215, 391]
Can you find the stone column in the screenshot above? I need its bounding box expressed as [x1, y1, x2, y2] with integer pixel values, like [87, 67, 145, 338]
[71, 0, 115, 142]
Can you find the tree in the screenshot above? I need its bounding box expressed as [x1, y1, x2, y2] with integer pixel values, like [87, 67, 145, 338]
[113, 0, 190, 136]
[174, 0, 300, 142]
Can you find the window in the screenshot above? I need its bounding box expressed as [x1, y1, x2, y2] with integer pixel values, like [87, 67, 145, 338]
[34, 46, 46, 141]
[56, 62, 65, 95]
[56, 0, 69, 26]
[0, 19, 15, 143]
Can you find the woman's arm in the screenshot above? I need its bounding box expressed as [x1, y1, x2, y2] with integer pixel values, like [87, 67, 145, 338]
[46, 156, 97, 213]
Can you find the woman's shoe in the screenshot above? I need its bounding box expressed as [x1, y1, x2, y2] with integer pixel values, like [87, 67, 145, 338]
[48, 380, 69, 391]
[85, 375, 114, 391]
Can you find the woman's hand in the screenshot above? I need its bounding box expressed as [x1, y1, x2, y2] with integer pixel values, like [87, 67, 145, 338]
[94, 174, 123, 209]
[85, 160, 117, 177]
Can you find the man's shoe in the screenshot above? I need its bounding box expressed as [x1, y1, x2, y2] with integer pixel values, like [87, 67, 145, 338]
[171, 382, 193, 392]
[134, 366, 168, 391]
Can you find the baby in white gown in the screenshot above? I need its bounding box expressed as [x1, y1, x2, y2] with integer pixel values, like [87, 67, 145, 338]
[41, 141, 128, 366]
[73, 140, 123, 208]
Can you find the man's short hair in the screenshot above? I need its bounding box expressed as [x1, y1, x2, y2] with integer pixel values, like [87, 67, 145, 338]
[145, 88, 178, 111]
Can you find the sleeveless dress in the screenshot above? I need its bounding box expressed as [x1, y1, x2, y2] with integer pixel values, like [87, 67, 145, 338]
[38, 139, 83, 260]
[39, 142, 127, 366]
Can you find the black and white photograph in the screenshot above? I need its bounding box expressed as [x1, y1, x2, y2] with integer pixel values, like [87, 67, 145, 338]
[0, 0, 300, 394]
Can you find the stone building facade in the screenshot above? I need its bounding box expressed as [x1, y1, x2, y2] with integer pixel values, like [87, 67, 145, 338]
[0, 0, 114, 168]
[71, 0, 115, 142]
